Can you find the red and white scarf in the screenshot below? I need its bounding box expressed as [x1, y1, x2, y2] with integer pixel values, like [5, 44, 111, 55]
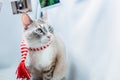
[16, 40, 52, 80]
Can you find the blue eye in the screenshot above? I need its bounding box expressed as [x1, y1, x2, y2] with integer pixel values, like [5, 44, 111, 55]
[36, 28, 42, 33]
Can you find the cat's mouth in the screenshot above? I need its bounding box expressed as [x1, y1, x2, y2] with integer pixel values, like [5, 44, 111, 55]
[35, 34, 40, 38]
[32, 32, 40, 38]
[41, 38, 52, 44]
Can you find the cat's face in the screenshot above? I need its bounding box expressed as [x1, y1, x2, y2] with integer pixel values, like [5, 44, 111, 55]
[22, 13, 54, 47]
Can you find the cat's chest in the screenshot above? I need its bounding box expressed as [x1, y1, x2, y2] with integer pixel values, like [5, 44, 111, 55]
[29, 46, 56, 69]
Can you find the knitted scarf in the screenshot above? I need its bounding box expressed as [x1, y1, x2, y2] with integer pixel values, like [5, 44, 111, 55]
[16, 40, 30, 80]
[16, 40, 52, 80]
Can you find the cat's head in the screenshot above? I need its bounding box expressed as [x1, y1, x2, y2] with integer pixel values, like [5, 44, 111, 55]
[22, 13, 54, 47]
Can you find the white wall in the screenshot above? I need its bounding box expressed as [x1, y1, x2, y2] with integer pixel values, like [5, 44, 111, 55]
[0, 0, 22, 68]
[0, 0, 120, 80]
[0, 0, 35, 69]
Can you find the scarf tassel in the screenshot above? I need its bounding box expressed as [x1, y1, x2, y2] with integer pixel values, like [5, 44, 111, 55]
[16, 61, 31, 80]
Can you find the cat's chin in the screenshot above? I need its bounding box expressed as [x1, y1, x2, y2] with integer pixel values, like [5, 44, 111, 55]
[27, 39, 53, 48]
[41, 39, 53, 46]
[28, 43, 42, 48]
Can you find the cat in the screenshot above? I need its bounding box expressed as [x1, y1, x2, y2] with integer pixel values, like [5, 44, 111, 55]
[22, 13, 66, 80]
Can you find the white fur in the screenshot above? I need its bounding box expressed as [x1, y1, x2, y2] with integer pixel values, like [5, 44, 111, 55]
[22, 13, 66, 80]
[28, 43, 56, 70]
[25, 34, 66, 80]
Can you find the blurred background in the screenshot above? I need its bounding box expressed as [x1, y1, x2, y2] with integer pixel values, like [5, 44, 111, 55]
[0, 0, 120, 80]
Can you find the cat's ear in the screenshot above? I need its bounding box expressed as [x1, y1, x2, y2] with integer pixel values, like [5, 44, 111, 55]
[41, 11, 48, 21]
[22, 13, 33, 30]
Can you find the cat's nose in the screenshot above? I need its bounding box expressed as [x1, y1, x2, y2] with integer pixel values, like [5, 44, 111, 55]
[47, 35, 51, 39]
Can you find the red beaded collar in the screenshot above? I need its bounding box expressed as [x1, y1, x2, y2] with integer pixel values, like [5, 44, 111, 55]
[28, 41, 53, 52]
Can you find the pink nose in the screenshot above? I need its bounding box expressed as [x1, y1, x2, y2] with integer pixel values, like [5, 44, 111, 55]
[47, 35, 51, 39]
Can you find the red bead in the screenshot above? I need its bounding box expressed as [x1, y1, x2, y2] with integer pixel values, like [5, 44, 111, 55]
[29, 48, 32, 51]
[33, 48, 36, 51]
[43, 46, 46, 48]
[40, 47, 43, 50]
[37, 48, 39, 51]
[47, 45, 49, 47]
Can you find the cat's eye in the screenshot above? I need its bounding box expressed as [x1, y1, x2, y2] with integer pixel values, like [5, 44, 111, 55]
[36, 28, 42, 33]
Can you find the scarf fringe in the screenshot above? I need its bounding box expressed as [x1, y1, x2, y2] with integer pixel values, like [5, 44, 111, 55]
[16, 61, 31, 80]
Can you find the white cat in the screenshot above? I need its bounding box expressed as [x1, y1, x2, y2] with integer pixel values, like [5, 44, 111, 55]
[22, 13, 66, 80]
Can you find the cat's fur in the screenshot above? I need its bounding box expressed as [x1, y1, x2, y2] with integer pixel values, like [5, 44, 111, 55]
[22, 13, 66, 80]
